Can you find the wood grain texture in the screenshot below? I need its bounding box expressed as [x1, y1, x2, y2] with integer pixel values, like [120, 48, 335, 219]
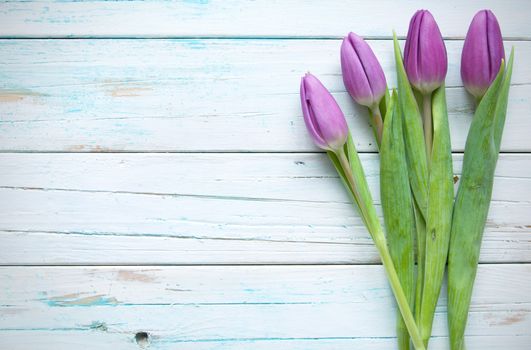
[2, 333, 528, 350]
[1, 1, 530, 347]
[0, 265, 529, 349]
[0, 1, 530, 39]
[0, 39, 530, 152]
[0, 153, 529, 265]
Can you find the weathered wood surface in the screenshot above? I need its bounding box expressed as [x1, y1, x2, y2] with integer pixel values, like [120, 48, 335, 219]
[1, 1, 530, 348]
[0, 1, 530, 39]
[0, 265, 530, 349]
[0, 39, 530, 152]
[0, 153, 529, 265]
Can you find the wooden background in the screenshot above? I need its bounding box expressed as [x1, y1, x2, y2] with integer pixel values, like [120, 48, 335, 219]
[0, 1, 530, 349]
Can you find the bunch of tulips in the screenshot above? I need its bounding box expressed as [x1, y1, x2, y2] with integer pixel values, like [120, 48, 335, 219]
[300, 9, 514, 350]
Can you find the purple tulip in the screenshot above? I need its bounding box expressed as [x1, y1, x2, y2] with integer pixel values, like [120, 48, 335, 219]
[300, 73, 348, 152]
[461, 10, 505, 99]
[341, 32, 387, 108]
[404, 10, 448, 94]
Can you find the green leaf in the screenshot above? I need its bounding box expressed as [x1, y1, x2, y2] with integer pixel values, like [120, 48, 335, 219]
[329, 133, 426, 350]
[392, 33, 429, 220]
[419, 84, 454, 346]
[345, 133, 380, 235]
[380, 90, 416, 350]
[447, 50, 513, 350]
[380, 87, 391, 121]
[327, 149, 368, 229]
[494, 48, 515, 153]
[413, 201, 426, 324]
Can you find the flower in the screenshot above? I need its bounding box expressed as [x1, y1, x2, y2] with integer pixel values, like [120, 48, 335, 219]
[300, 73, 348, 152]
[340, 32, 387, 107]
[461, 10, 505, 99]
[404, 10, 448, 94]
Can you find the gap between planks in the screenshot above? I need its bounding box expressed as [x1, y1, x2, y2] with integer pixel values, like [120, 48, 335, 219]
[1, 36, 531, 41]
[0, 151, 530, 155]
[1, 263, 529, 267]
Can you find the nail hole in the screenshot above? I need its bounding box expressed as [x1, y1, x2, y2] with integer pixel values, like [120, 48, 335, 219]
[135, 332, 149, 348]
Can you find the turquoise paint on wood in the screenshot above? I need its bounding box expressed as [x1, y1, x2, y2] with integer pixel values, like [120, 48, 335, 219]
[0, 2, 530, 349]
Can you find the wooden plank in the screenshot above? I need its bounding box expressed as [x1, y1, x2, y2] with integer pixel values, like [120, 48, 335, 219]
[0, 1, 529, 39]
[1, 332, 528, 350]
[0, 153, 529, 265]
[0, 39, 530, 152]
[0, 265, 529, 349]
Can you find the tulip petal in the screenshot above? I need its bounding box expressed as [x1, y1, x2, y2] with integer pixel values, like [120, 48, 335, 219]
[341, 32, 387, 108]
[486, 10, 505, 82]
[461, 10, 505, 99]
[300, 77, 327, 149]
[404, 10, 447, 94]
[418, 11, 447, 91]
[341, 35, 374, 106]
[300, 74, 348, 151]
[351, 33, 387, 104]
[404, 10, 423, 87]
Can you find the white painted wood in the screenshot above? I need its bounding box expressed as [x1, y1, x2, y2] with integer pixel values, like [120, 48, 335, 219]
[0, 39, 529, 152]
[0, 1, 529, 348]
[0, 265, 529, 349]
[0, 1, 529, 39]
[0, 153, 529, 265]
[1, 332, 528, 350]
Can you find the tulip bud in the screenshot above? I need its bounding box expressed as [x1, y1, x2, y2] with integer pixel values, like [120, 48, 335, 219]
[300, 73, 348, 152]
[461, 10, 505, 99]
[340, 32, 387, 108]
[404, 10, 448, 94]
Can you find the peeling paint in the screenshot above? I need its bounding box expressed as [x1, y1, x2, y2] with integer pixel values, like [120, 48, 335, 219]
[43, 293, 119, 307]
[66, 145, 112, 152]
[51, 292, 82, 300]
[90, 145, 112, 152]
[497, 312, 526, 326]
[108, 86, 152, 97]
[0, 90, 43, 103]
[67, 145, 86, 151]
[0, 94, 24, 102]
[117, 270, 156, 283]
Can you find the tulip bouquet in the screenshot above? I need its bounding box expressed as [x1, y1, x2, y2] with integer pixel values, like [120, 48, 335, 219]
[299, 9, 513, 350]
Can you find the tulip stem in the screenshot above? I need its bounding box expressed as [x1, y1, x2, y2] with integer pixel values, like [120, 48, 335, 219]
[336, 147, 371, 228]
[422, 93, 433, 164]
[369, 105, 384, 148]
[335, 147, 426, 350]
[376, 234, 426, 350]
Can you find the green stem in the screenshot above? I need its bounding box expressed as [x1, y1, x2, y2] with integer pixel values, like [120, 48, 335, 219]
[376, 237, 425, 350]
[422, 93, 433, 164]
[335, 148, 426, 350]
[336, 147, 372, 230]
[369, 105, 384, 148]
